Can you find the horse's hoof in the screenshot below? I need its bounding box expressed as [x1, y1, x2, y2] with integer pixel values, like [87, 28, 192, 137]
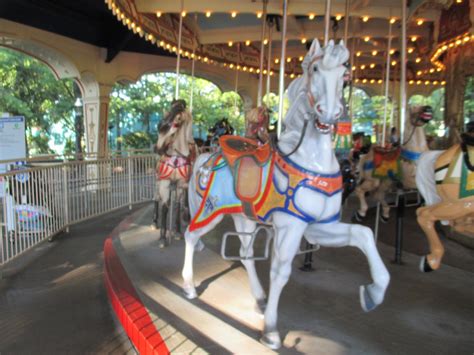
[254, 298, 267, 315]
[353, 211, 365, 222]
[419, 256, 434, 273]
[196, 239, 205, 252]
[173, 233, 183, 241]
[151, 223, 158, 230]
[380, 215, 389, 224]
[260, 330, 281, 350]
[360, 285, 378, 312]
[158, 239, 167, 249]
[183, 286, 197, 299]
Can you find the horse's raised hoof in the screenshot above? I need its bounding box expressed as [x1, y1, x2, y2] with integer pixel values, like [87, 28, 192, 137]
[260, 330, 281, 350]
[419, 256, 434, 273]
[380, 215, 389, 224]
[360, 285, 377, 312]
[254, 298, 267, 315]
[353, 211, 365, 222]
[183, 285, 198, 299]
[196, 239, 205, 252]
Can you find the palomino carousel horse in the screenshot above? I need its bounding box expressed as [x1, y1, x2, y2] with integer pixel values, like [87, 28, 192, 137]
[354, 105, 433, 222]
[416, 121, 474, 272]
[181, 39, 390, 350]
[153, 99, 196, 248]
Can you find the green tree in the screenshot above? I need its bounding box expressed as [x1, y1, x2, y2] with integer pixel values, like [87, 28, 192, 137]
[0, 48, 81, 155]
[108, 73, 246, 150]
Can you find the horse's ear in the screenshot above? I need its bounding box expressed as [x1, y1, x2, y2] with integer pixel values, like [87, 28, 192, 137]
[309, 38, 322, 57]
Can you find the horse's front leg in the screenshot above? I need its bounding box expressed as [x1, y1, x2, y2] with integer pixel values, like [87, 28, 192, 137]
[261, 216, 307, 350]
[373, 179, 391, 221]
[231, 215, 266, 313]
[182, 215, 224, 299]
[355, 178, 379, 220]
[304, 222, 390, 312]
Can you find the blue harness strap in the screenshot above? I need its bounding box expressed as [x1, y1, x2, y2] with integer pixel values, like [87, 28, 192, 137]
[363, 161, 375, 171]
[401, 149, 422, 162]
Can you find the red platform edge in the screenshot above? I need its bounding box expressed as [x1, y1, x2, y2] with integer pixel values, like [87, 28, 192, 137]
[103, 214, 170, 355]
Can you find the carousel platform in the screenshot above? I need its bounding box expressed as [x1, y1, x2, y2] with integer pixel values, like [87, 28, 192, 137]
[104, 203, 474, 354]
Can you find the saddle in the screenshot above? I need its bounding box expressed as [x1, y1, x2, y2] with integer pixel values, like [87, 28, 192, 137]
[219, 135, 272, 207]
[373, 146, 401, 167]
[372, 146, 402, 180]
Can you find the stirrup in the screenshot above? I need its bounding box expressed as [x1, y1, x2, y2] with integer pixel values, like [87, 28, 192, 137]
[221, 225, 273, 261]
[297, 242, 320, 255]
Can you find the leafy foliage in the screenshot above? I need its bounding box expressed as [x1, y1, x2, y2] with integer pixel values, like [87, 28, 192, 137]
[0, 48, 80, 155]
[108, 73, 245, 150]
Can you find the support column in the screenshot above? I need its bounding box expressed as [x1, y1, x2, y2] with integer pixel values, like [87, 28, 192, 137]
[79, 72, 113, 157]
[444, 43, 474, 145]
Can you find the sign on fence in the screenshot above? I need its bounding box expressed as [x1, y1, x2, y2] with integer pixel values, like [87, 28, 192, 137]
[0, 116, 26, 198]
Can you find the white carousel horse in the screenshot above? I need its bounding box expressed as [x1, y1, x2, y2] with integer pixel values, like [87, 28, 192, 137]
[181, 39, 390, 350]
[355, 106, 433, 222]
[154, 99, 196, 247]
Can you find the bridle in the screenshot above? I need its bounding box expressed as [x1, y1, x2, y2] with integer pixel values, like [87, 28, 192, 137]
[402, 108, 432, 146]
[277, 54, 346, 158]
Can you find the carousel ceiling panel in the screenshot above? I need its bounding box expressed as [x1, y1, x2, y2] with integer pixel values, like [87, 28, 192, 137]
[136, 0, 403, 19]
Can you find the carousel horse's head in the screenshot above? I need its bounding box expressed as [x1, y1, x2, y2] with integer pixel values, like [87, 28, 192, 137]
[303, 38, 350, 133]
[410, 105, 433, 127]
[159, 99, 188, 134]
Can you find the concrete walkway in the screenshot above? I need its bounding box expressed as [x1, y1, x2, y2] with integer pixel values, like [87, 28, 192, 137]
[112, 204, 474, 354]
[0, 207, 138, 354]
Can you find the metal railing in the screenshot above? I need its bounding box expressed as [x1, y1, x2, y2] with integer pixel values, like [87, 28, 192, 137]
[0, 154, 156, 266]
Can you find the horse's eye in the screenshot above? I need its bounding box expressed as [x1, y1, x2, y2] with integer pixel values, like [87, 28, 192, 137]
[313, 65, 318, 72]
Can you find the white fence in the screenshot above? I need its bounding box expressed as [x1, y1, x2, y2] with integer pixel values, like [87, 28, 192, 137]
[0, 154, 156, 266]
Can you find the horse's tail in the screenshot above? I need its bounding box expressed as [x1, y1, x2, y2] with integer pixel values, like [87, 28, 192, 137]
[188, 153, 211, 219]
[416, 150, 444, 206]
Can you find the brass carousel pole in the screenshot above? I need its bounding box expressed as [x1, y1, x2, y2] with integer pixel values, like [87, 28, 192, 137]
[276, 0, 288, 137]
[189, 14, 197, 113]
[382, 20, 393, 146]
[175, 0, 184, 100]
[257, 0, 268, 107]
[266, 20, 273, 101]
[399, 0, 407, 141]
[324, 0, 332, 45]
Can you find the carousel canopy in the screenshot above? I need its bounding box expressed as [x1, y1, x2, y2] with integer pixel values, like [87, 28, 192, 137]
[1, 0, 473, 87]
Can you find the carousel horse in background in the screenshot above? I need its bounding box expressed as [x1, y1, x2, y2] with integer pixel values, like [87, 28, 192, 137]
[207, 118, 234, 147]
[153, 99, 197, 248]
[354, 105, 433, 222]
[181, 39, 389, 350]
[416, 121, 474, 272]
[245, 106, 271, 145]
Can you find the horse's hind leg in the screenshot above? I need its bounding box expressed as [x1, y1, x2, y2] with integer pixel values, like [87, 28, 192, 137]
[231, 215, 266, 313]
[182, 215, 224, 299]
[304, 222, 390, 312]
[416, 201, 474, 271]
